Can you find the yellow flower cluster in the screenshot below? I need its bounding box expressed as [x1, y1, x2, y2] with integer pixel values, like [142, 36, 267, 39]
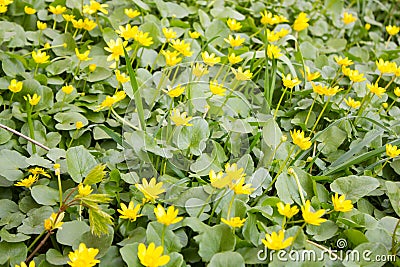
[95, 91, 126, 111]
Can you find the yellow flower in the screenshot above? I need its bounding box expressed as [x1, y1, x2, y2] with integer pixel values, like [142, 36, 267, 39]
[201, 51, 220, 66]
[170, 39, 192, 57]
[96, 96, 115, 111]
[277, 202, 299, 219]
[115, 24, 139, 40]
[293, 12, 309, 32]
[8, 79, 23, 93]
[86, 0, 108, 15]
[221, 217, 246, 228]
[260, 10, 280, 26]
[301, 200, 327, 226]
[54, 164, 61, 176]
[118, 201, 142, 222]
[225, 163, 245, 181]
[228, 53, 242, 64]
[226, 18, 242, 31]
[83, 18, 97, 31]
[72, 19, 85, 29]
[324, 86, 342, 96]
[15, 262, 35, 267]
[282, 74, 301, 89]
[344, 97, 361, 109]
[75, 48, 91, 61]
[267, 44, 282, 59]
[386, 144, 400, 158]
[230, 177, 254, 195]
[334, 56, 353, 67]
[348, 69, 366, 83]
[209, 80, 226, 96]
[0, 5, 7, 13]
[188, 31, 201, 39]
[332, 193, 353, 212]
[44, 212, 64, 231]
[75, 121, 84, 129]
[232, 67, 252, 81]
[25, 93, 41, 106]
[67, 243, 100, 267]
[367, 83, 385, 97]
[138, 243, 170, 267]
[290, 129, 311, 150]
[154, 204, 183, 226]
[394, 87, 400, 97]
[89, 64, 97, 72]
[266, 29, 280, 42]
[165, 84, 185, 98]
[171, 108, 192, 126]
[262, 230, 294, 250]
[48, 5, 66, 15]
[277, 28, 289, 38]
[382, 102, 388, 109]
[29, 167, 51, 178]
[115, 70, 130, 83]
[305, 67, 320, 81]
[209, 169, 231, 189]
[135, 178, 165, 203]
[342, 12, 357, 24]
[113, 91, 126, 102]
[124, 8, 140, 19]
[365, 23, 371, 30]
[37, 21, 47, 30]
[76, 183, 93, 198]
[134, 30, 154, 47]
[14, 174, 38, 188]
[104, 38, 130, 62]
[162, 28, 177, 41]
[224, 35, 245, 47]
[63, 14, 75, 21]
[61, 85, 74, 94]
[386, 25, 400, 36]
[376, 59, 397, 74]
[162, 50, 182, 66]
[24, 6, 36, 14]
[192, 63, 209, 77]
[32, 50, 49, 64]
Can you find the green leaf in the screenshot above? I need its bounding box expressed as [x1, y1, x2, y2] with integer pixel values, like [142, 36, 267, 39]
[74, 225, 114, 257]
[88, 208, 113, 236]
[177, 118, 209, 156]
[66, 146, 97, 183]
[83, 164, 107, 185]
[385, 181, 400, 217]
[343, 229, 369, 247]
[208, 252, 245, 267]
[31, 185, 59, 205]
[2, 58, 25, 77]
[306, 220, 338, 241]
[18, 206, 53, 235]
[54, 112, 89, 131]
[330, 175, 380, 202]
[0, 228, 30, 242]
[0, 242, 27, 266]
[262, 118, 282, 149]
[46, 249, 69, 265]
[146, 221, 183, 253]
[344, 243, 387, 267]
[316, 125, 346, 155]
[0, 199, 19, 218]
[0, 150, 28, 181]
[56, 221, 90, 246]
[194, 224, 235, 262]
[120, 243, 141, 267]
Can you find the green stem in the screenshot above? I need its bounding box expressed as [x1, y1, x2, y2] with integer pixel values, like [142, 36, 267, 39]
[354, 92, 371, 124]
[305, 94, 317, 127]
[226, 193, 235, 220]
[290, 169, 306, 206]
[310, 96, 330, 135]
[26, 103, 36, 153]
[208, 188, 227, 224]
[274, 86, 288, 120]
[197, 188, 215, 218]
[56, 173, 63, 209]
[110, 107, 139, 130]
[161, 225, 166, 248]
[392, 219, 400, 255]
[27, 230, 46, 251]
[267, 146, 296, 192]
